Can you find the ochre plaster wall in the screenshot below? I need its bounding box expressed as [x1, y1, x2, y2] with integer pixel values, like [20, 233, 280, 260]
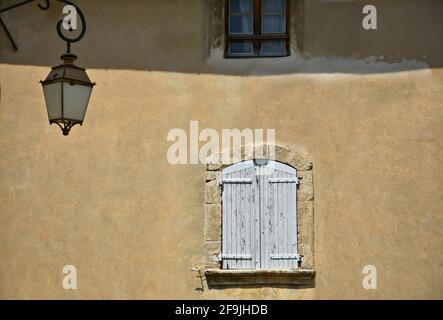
[0, 0, 442, 299]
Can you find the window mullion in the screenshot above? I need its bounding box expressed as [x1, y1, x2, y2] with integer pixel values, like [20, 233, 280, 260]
[253, 0, 261, 55]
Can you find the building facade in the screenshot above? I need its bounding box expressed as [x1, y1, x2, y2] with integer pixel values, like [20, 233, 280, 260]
[0, 0, 442, 299]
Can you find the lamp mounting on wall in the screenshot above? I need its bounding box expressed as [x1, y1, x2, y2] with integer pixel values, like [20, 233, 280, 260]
[1, 0, 52, 51]
[0, 0, 96, 136]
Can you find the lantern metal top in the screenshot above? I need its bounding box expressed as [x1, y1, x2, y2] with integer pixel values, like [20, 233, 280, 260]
[41, 53, 95, 87]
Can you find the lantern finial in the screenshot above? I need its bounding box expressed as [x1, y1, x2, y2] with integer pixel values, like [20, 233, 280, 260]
[61, 52, 78, 65]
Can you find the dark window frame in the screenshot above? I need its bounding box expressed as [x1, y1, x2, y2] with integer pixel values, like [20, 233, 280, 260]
[225, 0, 290, 58]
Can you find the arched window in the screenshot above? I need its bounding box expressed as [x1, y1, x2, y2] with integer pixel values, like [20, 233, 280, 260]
[221, 160, 300, 270]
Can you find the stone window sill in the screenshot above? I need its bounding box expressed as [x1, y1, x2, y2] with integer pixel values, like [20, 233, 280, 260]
[205, 269, 315, 287]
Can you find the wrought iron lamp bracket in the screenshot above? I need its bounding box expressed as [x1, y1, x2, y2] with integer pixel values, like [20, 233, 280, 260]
[0, 0, 86, 52]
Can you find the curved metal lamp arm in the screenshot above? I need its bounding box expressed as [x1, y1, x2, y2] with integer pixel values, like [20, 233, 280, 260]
[56, 0, 87, 53]
[37, 0, 50, 10]
[0, 0, 87, 52]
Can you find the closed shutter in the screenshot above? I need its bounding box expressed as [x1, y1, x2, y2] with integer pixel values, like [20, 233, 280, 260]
[221, 160, 299, 270]
[261, 162, 300, 270]
[221, 161, 258, 270]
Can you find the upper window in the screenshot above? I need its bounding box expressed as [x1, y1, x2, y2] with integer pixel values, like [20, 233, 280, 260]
[226, 0, 289, 57]
[221, 160, 300, 270]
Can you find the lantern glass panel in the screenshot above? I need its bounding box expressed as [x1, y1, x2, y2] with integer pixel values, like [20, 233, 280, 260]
[62, 83, 93, 122]
[42, 83, 62, 121]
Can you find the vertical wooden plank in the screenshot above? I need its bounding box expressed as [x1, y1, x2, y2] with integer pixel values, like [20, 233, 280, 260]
[279, 170, 284, 269]
[236, 170, 241, 269]
[258, 166, 263, 269]
[246, 168, 251, 269]
[285, 172, 290, 269]
[290, 174, 297, 269]
[289, 172, 293, 268]
[282, 171, 286, 269]
[266, 168, 269, 270]
[233, 170, 238, 269]
[262, 166, 266, 270]
[287, 174, 292, 269]
[223, 172, 227, 269]
[278, 168, 282, 270]
[260, 166, 263, 270]
[222, 172, 228, 269]
[227, 172, 232, 269]
[229, 172, 233, 269]
[235, 169, 240, 269]
[264, 166, 270, 270]
[254, 166, 261, 270]
[273, 169, 278, 270]
[241, 169, 245, 268]
[222, 171, 229, 269]
[240, 169, 245, 269]
[248, 167, 254, 269]
[264, 166, 269, 270]
[274, 170, 279, 270]
[259, 166, 265, 269]
[293, 169, 298, 269]
[274, 170, 279, 269]
[252, 164, 259, 270]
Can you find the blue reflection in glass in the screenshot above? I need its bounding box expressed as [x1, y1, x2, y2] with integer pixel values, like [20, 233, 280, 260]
[263, 15, 285, 33]
[230, 15, 253, 34]
[261, 40, 286, 55]
[263, 0, 285, 13]
[229, 41, 253, 54]
[230, 0, 253, 12]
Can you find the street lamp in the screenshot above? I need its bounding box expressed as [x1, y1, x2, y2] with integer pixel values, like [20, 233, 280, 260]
[0, 0, 95, 136]
[41, 51, 95, 136]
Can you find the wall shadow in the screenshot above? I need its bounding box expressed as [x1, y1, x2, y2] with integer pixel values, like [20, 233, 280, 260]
[0, 0, 442, 75]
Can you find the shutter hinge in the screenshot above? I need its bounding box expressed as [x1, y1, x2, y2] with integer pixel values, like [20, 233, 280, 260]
[222, 178, 253, 184]
[221, 254, 253, 260]
[270, 254, 303, 262]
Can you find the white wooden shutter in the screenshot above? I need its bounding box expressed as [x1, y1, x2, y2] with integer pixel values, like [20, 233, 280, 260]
[221, 160, 299, 270]
[221, 161, 258, 270]
[260, 162, 300, 269]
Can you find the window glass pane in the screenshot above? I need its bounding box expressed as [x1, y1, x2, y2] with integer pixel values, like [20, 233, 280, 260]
[263, 0, 285, 13]
[229, 41, 253, 54]
[230, 0, 252, 13]
[261, 40, 286, 55]
[262, 15, 285, 33]
[230, 15, 253, 34]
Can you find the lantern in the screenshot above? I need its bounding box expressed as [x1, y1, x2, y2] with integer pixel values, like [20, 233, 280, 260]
[41, 53, 95, 136]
